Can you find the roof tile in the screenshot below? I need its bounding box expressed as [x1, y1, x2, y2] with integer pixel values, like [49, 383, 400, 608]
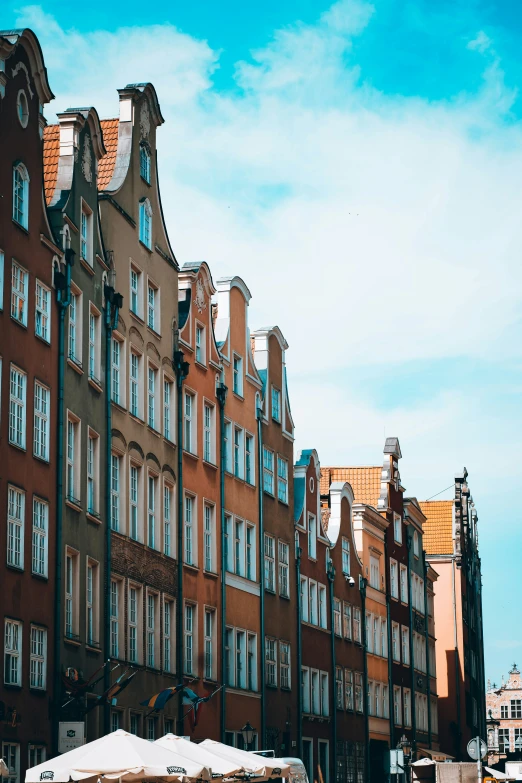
[98, 118, 119, 191]
[321, 466, 382, 507]
[419, 500, 454, 555]
[43, 124, 59, 205]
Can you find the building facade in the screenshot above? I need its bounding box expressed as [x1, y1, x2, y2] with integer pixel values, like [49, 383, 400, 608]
[486, 665, 522, 762]
[0, 28, 58, 781]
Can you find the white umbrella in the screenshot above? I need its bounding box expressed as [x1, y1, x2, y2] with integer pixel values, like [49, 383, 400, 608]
[1, 760, 9, 778]
[199, 741, 290, 779]
[156, 736, 243, 779]
[26, 729, 211, 783]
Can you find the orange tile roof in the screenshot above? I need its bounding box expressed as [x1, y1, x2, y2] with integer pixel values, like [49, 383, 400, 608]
[98, 119, 119, 191]
[43, 124, 59, 205]
[419, 500, 454, 555]
[320, 466, 382, 507]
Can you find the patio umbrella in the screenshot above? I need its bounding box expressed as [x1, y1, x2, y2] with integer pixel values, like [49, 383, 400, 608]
[26, 729, 211, 783]
[199, 741, 290, 779]
[155, 736, 244, 779]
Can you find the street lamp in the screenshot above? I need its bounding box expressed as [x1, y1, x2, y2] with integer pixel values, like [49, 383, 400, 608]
[398, 736, 412, 783]
[241, 722, 256, 751]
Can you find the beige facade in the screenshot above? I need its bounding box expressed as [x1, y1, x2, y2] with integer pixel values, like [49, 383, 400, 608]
[487, 665, 522, 761]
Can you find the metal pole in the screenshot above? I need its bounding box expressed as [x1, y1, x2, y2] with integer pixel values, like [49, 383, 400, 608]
[360, 576, 370, 783]
[217, 380, 227, 742]
[328, 559, 336, 783]
[257, 402, 266, 749]
[295, 537, 303, 758]
[476, 737, 483, 783]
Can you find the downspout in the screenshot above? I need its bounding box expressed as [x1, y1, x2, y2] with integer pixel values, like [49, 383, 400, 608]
[327, 559, 337, 783]
[406, 535, 417, 751]
[360, 576, 370, 783]
[384, 534, 394, 749]
[174, 349, 189, 735]
[217, 378, 228, 742]
[53, 248, 74, 754]
[423, 554, 432, 748]
[103, 281, 122, 736]
[452, 557, 462, 759]
[257, 401, 266, 749]
[295, 535, 303, 758]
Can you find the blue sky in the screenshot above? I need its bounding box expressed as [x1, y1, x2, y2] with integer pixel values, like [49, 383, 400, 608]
[5, 0, 522, 686]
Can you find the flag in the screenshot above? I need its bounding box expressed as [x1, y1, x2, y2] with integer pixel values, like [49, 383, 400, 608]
[140, 683, 184, 711]
[85, 669, 138, 712]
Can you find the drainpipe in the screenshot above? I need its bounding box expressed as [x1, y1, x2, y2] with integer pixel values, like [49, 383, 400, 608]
[423, 554, 432, 748]
[295, 535, 303, 758]
[216, 378, 228, 742]
[173, 349, 189, 735]
[406, 535, 417, 751]
[103, 280, 122, 736]
[327, 558, 337, 783]
[384, 534, 394, 749]
[360, 576, 370, 783]
[53, 248, 74, 754]
[452, 557, 462, 759]
[257, 400, 266, 750]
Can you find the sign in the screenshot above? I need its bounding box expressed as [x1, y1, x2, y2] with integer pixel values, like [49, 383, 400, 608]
[467, 737, 487, 761]
[58, 722, 85, 753]
[389, 750, 405, 775]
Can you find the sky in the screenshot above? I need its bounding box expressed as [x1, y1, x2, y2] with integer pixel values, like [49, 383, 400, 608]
[4, 0, 522, 686]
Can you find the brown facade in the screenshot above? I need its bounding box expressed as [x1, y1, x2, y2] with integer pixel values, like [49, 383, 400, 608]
[0, 28, 57, 779]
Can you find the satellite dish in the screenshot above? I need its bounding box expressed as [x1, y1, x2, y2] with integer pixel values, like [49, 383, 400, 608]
[467, 737, 487, 761]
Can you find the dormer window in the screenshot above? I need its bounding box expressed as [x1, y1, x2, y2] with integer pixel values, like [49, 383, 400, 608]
[139, 199, 152, 249]
[13, 163, 29, 229]
[233, 354, 243, 396]
[271, 387, 281, 422]
[413, 530, 419, 557]
[80, 201, 93, 265]
[140, 144, 151, 184]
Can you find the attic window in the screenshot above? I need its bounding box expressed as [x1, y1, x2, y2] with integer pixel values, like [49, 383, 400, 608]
[140, 144, 151, 184]
[17, 90, 29, 128]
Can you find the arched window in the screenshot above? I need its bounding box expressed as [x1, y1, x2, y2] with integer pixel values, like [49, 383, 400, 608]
[139, 198, 152, 249]
[140, 144, 151, 184]
[13, 163, 29, 229]
[413, 530, 419, 557]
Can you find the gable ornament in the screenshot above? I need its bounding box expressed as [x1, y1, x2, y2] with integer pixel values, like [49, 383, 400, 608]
[194, 276, 207, 313]
[140, 101, 150, 139]
[82, 134, 93, 183]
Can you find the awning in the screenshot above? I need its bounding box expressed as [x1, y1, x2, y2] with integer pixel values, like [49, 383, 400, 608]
[418, 749, 455, 761]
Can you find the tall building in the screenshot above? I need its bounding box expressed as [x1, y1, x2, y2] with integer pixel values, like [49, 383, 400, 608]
[486, 665, 522, 761]
[0, 27, 58, 779]
[420, 469, 486, 759]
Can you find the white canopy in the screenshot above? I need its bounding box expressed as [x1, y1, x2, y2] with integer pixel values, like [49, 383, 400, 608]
[25, 729, 211, 783]
[155, 736, 243, 779]
[484, 768, 510, 780]
[1, 760, 9, 778]
[199, 742, 290, 779]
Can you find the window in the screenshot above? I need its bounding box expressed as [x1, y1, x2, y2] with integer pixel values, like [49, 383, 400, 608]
[234, 519, 244, 576]
[280, 642, 290, 689]
[370, 556, 380, 589]
[321, 672, 329, 716]
[264, 534, 275, 591]
[35, 281, 51, 342]
[300, 576, 309, 622]
[32, 499, 48, 577]
[263, 447, 274, 493]
[147, 474, 158, 549]
[140, 144, 151, 183]
[110, 579, 120, 658]
[311, 670, 320, 715]
[394, 513, 402, 544]
[201, 608, 214, 680]
[400, 564, 408, 603]
[184, 392, 194, 453]
[319, 584, 327, 629]
[245, 434, 254, 484]
[147, 282, 158, 331]
[266, 638, 277, 687]
[302, 667, 311, 713]
[342, 538, 350, 575]
[401, 626, 410, 665]
[86, 561, 99, 646]
[139, 198, 152, 249]
[4, 620, 22, 685]
[365, 613, 372, 653]
[9, 365, 26, 448]
[11, 262, 28, 325]
[381, 619, 387, 658]
[195, 324, 204, 364]
[164, 484, 173, 557]
[390, 559, 398, 599]
[13, 163, 29, 228]
[111, 712, 121, 733]
[511, 700, 522, 719]
[32, 382, 50, 462]
[234, 427, 244, 478]
[336, 666, 344, 709]
[111, 336, 122, 405]
[130, 265, 142, 317]
[204, 503, 214, 571]
[277, 456, 288, 503]
[147, 593, 157, 668]
[343, 603, 352, 640]
[355, 672, 364, 713]
[235, 630, 246, 689]
[334, 598, 342, 636]
[80, 203, 92, 265]
[2, 743, 20, 783]
[501, 704, 508, 719]
[164, 600, 173, 672]
[87, 431, 99, 515]
[68, 290, 82, 366]
[278, 541, 290, 598]
[271, 387, 281, 422]
[393, 686, 402, 725]
[345, 669, 354, 711]
[308, 515, 317, 559]
[246, 524, 255, 580]
[184, 495, 194, 565]
[373, 617, 379, 656]
[499, 729, 510, 753]
[129, 585, 140, 663]
[111, 454, 121, 532]
[392, 622, 400, 662]
[7, 486, 25, 569]
[88, 308, 101, 383]
[147, 717, 157, 741]
[28, 746, 45, 769]
[309, 581, 318, 625]
[225, 628, 234, 686]
[65, 550, 79, 639]
[413, 530, 419, 557]
[163, 377, 173, 441]
[353, 607, 361, 644]
[202, 403, 213, 462]
[247, 633, 257, 691]
[66, 416, 80, 503]
[148, 365, 157, 429]
[233, 355, 243, 395]
[130, 352, 141, 418]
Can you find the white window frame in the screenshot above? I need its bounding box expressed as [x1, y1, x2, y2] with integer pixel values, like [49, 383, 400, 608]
[147, 279, 159, 332]
[271, 386, 281, 422]
[400, 564, 408, 604]
[86, 559, 99, 647]
[195, 323, 205, 365]
[394, 513, 402, 544]
[204, 502, 215, 572]
[163, 482, 174, 557]
[163, 375, 174, 442]
[13, 162, 29, 229]
[139, 198, 152, 249]
[33, 381, 50, 461]
[80, 200, 93, 265]
[87, 429, 100, 516]
[140, 143, 151, 183]
[184, 390, 196, 454]
[11, 261, 28, 326]
[184, 494, 195, 566]
[265, 637, 277, 687]
[129, 350, 142, 419]
[9, 364, 26, 449]
[184, 603, 195, 674]
[35, 280, 51, 342]
[280, 641, 291, 689]
[390, 558, 399, 599]
[130, 263, 143, 318]
[147, 363, 158, 430]
[32, 498, 48, 577]
[204, 607, 215, 680]
[263, 447, 274, 494]
[111, 333, 125, 407]
[307, 514, 317, 559]
[147, 472, 158, 550]
[66, 413, 81, 504]
[163, 598, 174, 673]
[65, 548, 79, 639]
[245, 432, 255, 485]
[7, 486, 25, 569]
[264, 533, 275, 591]
[128, 583, 142, 664]
[278, 540, 290, 598]
[68, 286, 83, 367]
[232, 354, 243, 396]
[203, 401, 215, 463]
[4, 619, 22, 686]
[88, 305, 101, 384]
[277, 456, 288, 503]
